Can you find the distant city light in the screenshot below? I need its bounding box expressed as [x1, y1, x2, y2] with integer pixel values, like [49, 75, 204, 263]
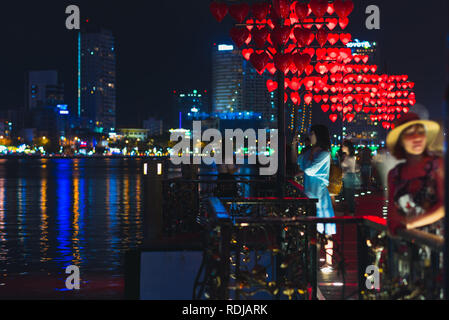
[218, 44, 234, 51]
[346, 39, 374, 49]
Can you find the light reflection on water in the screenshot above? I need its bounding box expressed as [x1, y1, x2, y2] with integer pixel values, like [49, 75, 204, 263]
[0, 158, 144, 298]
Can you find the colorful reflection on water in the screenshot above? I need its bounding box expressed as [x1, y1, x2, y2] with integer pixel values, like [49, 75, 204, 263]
[0, 158, 144, 299]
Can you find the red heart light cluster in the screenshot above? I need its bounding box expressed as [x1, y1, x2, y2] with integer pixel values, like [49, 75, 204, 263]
[211, 0, 415, 131]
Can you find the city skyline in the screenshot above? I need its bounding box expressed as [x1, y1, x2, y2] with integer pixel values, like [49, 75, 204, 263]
[0, 0, 447, 303]
[0, 1, 447, 129]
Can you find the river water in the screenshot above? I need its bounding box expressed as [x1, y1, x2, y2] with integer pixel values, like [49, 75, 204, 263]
[0, 158, 145, 299]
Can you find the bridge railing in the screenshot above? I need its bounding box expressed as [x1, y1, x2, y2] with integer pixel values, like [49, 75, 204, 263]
[193, 196, 444, 300]
[161, 175, 278, 235]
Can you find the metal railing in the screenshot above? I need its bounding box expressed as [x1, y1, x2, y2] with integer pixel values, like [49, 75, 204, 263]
[194, 197, 319, 300]
[161, 175, 278, 236]
[148, 167, 445, 299]
[193, 196, 445, 300]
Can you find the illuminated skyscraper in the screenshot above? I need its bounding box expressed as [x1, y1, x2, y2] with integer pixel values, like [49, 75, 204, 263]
[211, 43, 275, 122]
[79, 28, 116, 133]
[212, 44, 243, 114]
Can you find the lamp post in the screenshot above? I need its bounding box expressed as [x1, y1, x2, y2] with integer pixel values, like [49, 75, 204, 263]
[276, 41, 286, 198]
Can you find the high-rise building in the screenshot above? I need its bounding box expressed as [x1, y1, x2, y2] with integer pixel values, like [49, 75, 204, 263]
[212, 44, 243, 114]
[25, 70, 69, 139]
[79, 28, 116, 133]
[27, 70, 64, 110]
[211, 43, 275, 122]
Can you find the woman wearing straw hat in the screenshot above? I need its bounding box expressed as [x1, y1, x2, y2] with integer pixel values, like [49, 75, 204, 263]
[386, 113, 444, 235]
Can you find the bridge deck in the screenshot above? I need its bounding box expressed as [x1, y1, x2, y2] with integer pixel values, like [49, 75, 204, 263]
[318, 190, 386, 300]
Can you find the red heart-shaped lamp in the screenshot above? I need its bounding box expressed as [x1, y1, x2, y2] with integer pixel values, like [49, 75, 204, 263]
[228, 3, 250, 23]
[230, 27, 250, 48]
[295, 2, 310, 20]
[272, 0, 291, 19]
[274, 53, 292, 74]
[272, 26, 292, 47]
[329, 114, 338, 122]
[293, 53, 312, 74]
[316, 28, 328, 47]
[210, 2, 228, 23]
[333, 0, 354, 18]
[266, 80, 278, 92]
[293, 28, 313, 47]
[310, 0, 329, 18]
[252, 2, 270, 21]
[252, 28, 270, 48]
[250, 52, 270, 74]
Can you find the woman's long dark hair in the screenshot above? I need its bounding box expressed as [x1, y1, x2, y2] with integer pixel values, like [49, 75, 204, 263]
[343, 140, 356, 157]
[310, 124, 331, 151]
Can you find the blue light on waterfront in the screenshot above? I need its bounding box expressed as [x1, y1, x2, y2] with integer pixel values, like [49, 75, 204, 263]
[78, 32, 81, 118]
[56, 160, 73, 265]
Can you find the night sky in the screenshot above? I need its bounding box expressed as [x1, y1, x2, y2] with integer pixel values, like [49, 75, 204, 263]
[0, 0, 447, 127]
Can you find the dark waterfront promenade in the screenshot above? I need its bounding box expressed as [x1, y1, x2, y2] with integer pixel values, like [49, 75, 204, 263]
[319, 192, 386, 300]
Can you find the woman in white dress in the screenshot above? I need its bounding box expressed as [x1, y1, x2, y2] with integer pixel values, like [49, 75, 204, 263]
[293, 125, 336, 271]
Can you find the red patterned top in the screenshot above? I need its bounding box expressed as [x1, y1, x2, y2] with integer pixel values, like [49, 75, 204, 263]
[387, 155, 444, 235]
